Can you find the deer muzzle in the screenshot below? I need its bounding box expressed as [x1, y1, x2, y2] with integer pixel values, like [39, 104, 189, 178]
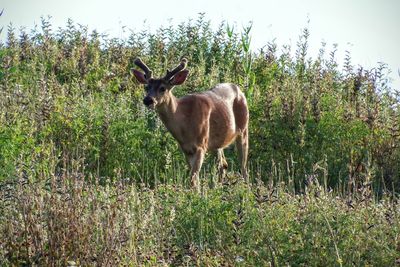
[143, 96, 156, 108]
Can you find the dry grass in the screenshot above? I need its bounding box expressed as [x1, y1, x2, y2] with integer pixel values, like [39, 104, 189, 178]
[1, 171, 399, 266]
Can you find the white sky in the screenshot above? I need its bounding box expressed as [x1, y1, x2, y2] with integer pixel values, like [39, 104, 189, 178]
[1, 0, 400, 89]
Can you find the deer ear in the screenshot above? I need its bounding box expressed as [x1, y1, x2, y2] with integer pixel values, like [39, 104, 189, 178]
[132, 69, 148, 84]
[170, 70, 189, 85]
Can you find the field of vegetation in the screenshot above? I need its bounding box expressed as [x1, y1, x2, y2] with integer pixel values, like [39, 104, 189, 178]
[0, 15, 399, 266]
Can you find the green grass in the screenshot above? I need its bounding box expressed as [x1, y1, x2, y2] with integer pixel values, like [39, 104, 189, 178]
[0, 15, 400, 265]
[1, 173, 399, 266]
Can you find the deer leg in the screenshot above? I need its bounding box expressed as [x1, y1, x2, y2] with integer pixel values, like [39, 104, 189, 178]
[186, 149, 205, 192]
[217, 149, 228, 183]
[236, 129, 249, 183]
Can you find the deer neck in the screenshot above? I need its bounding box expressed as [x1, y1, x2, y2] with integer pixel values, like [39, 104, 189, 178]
[156, 93, 179, 127]
[156, 93, 187, 145]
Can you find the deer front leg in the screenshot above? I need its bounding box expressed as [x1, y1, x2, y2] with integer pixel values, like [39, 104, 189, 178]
[217, 149, 228, 183]
[236, 128, 249, 183]
[185, 148, 205, 192]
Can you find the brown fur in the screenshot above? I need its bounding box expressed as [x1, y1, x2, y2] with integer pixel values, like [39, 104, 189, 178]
[133, 59, 249, 191]
[156, 83, 249, 190]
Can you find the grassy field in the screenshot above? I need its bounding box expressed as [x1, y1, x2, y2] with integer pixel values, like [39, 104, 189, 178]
[0, 16, 399, 266]
[1, 174, 399, 266]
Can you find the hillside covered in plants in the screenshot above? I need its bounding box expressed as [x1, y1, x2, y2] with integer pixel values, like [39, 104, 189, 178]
[0, 16, 399, 266]
[1, 16, 399, 190]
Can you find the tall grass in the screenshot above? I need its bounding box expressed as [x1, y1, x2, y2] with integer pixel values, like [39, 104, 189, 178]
[1, 16, 398, 191]
[0, 15, 399, 265]
[1, 169, 399, 266]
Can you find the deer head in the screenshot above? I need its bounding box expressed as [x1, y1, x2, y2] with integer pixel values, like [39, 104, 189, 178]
[132, 58, 189, 108]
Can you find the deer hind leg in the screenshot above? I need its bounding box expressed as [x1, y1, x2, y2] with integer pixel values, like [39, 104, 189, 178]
[185, 148, 205, 192]
[236, 128, 249, 182]
[217, 149, 228, 183]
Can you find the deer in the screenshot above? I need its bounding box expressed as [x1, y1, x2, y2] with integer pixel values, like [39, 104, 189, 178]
[132, 57, 249, 191]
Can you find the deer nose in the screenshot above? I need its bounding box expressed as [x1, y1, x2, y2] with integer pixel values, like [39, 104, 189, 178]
[143, 96, 154, 106]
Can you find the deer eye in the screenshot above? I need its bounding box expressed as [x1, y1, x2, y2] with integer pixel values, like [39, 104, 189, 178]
[159, 86, 166, 92]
